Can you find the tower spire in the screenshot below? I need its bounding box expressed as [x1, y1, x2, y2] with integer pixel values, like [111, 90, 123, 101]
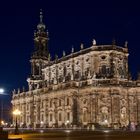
[29, 10, 50, 90]
[37, 9, 46, 31]
[40, 9, 43, 23]
[32, 10, 49, 59]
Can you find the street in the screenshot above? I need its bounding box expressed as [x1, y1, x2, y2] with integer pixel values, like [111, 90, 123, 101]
[8, 130, 140, 140]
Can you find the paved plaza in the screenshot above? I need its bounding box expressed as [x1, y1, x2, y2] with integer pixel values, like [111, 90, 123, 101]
[8, 130, 140, 140]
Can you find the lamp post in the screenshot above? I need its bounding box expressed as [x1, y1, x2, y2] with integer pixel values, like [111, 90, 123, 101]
[0, 88, 9, 140]
[13, 109, 21, 135]
[0, 88, 4, 131]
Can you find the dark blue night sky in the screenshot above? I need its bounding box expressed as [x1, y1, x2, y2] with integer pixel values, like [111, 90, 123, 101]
[0, 0, 140, 109]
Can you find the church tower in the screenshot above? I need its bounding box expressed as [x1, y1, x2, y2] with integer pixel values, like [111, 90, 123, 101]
[27, 10, 49, 90]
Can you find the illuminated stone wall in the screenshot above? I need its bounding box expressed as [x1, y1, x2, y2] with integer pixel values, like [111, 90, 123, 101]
[11, 12, 140, 128]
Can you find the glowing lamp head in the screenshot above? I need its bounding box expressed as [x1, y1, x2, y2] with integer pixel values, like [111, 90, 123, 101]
[1, 121, 4, 125]
[0, 88, 4, 93]
[104, 119, 108, 123]
[13, 109, 21, 116]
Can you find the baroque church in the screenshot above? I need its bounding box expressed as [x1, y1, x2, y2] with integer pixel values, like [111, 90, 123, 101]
[11, 11, 140, 129]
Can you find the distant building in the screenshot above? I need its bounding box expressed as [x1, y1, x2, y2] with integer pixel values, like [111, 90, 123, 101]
[11, 11, 140, 129]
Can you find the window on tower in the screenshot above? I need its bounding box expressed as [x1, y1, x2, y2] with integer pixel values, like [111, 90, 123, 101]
[34, 65, 39, 75]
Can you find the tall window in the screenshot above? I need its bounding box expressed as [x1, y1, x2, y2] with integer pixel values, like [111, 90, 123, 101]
[67, 98, 69, 106]
[59, 99, 61, 106]
[59, 113, 62, 121]
[50, 114, 52, 121]
[41, 114, 44, 122]
[64, 66, 66, 76]
[101, 65, 107, 75]
[36, 116, 38, 122]
[34, 65, 39, 75]
[119, 67, 124, 78]
[41, 101, 44, 108]
[75, 71, 80, 79]
[50, 100, 52, 107]
[27, 104, 29, 111]
[27, 116, 30, 123]
[21, 116, 23, 123]
[67, 112, 70, 121]
[83, 111, 87, 122]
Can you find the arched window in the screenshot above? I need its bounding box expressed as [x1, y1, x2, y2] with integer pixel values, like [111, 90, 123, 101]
[41, 101, 44, 108]
[64, 66, 66, 76]
[34, 65, 39, 75]
[59, 113, 62, 121]
[83, 99, 87, 104]
[83, 110, 87, 122]
[101, 65, 107, 75]
[41, 114, 44, 122]
[67, 112, 70, 121]
[67, 98, 69, 105]
[50, 114, 52, 121]
[27, 104, 29, 111]
[59, 99, 61, 106]
[50, 100, 52, 107]
[119, 67, 124, 78]
[75, 71, 80, 79]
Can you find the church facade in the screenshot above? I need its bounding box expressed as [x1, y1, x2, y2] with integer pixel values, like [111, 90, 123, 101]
[11, 12, 140, 129]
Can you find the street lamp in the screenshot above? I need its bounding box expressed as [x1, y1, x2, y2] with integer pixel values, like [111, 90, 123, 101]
[0, 88, 8, 140]
[0, 89, 4, 93]
[0, 88, 4, 131]
[13, 109, 21, 134]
